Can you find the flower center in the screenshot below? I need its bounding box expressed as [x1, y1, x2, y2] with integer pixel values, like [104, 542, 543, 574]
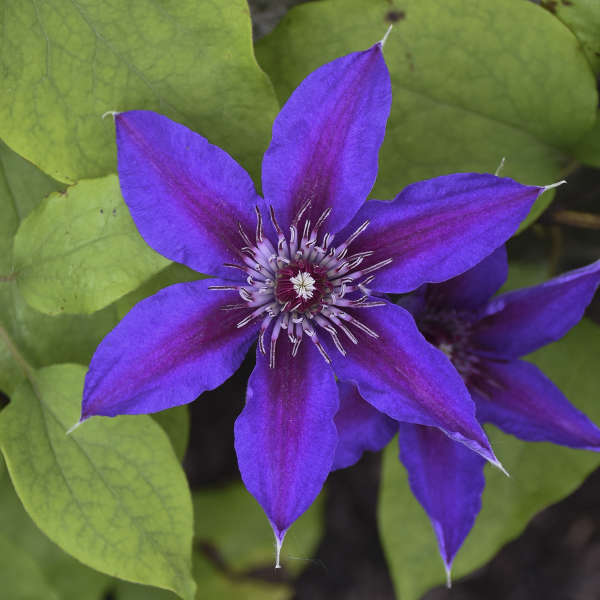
[274, 261, 332, 313]
[209, 201, 392, 367]
[417, 309, 480, 381]
[290, 271, 316, 300]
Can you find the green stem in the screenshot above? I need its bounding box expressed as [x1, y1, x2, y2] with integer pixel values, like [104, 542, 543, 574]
[0, 325, 39, 397]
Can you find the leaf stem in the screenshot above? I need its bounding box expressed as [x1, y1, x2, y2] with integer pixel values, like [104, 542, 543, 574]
[0, 325, 38, 395]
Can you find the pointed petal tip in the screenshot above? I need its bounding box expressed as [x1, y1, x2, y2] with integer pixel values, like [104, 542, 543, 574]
[66, 418, 84, 435]
[445, 562, 452, 589]
[378, 24, 393, 48]
[273, 528, 287, 569]
[101, 110, 120, 121]
[543, 180, 567, 193]
[494, 156, 506, 176]
[492, 457, 510, 478]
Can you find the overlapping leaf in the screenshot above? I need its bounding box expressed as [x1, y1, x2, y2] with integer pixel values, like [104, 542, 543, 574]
[0, 469, 110, 600]
[0, 364, 196, 600]
[544, 0, 600, 75]
[13, 175, 169, 315]
[152, 406, 190, 463]
[257, 0, 597, 227]
[0, 534, 60, 600]
[0, 0, 279, 183]
[115, 481, 324, 599]
[0, 144, 119, 395]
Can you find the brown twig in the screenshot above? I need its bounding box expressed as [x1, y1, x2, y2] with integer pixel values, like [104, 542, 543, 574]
[0, 273, 16, 282]
[550, 210, 600, 230]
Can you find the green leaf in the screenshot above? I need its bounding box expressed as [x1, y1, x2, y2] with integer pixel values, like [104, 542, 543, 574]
[116, 553, 290, 600]
[256, 0, 597, 228]
[545, 0, 600, 75]
[0, 534, 60, 600]
[13, 175, 169, 315]
[0, 282, 118, 396]
[572, 110, 600, 167]
[0, 469, 110, 600]
[193, 481, 324, 575]
[152, 406, 190, 463]
[0, 364, 196, 600]
[379, 319, 600, 599]
[0, 143, 119, 395]
[116, 262, 205, 321]
[0, 0, 278, 184]
[114, 480, 320, 600]
[0, 140, 64, 273]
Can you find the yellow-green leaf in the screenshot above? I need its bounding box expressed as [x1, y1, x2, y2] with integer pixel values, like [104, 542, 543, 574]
[257, 0, 597, 229]
[0, 0, 278, 184]
[0, 364, 196, 600]
[13, 175, 169, 315]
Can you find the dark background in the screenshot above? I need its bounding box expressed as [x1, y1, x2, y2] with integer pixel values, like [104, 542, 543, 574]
[183, 2, 600, 598]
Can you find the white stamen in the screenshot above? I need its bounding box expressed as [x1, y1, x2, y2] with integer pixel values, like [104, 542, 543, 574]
[439, 342, 454, 359]
[290, 271, 316, 300]
[215, 205, 391, 366]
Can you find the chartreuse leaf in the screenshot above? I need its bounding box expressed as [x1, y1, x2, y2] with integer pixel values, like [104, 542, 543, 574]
[572, 111, 600, 167]
[256, 0, 597, 228]
[0, 0, 278, 184]
[193, 481, 323, 574]
[0, 534, 60, 600]
[0, 279, 119, 396]
[13, 175, 169, 315]
[546, 0, 600, 75]
[116, 262, 204, 321]
[379, 319, 600, 599]
[0, 469, 110, 600]
[152, 406, 190, 463]
[116, 553, 289, 600]
[0, 364, 196, 600]
[0, 144, 119, 395]
[0, 140, 64, 274]
[116, 480, 324, 599]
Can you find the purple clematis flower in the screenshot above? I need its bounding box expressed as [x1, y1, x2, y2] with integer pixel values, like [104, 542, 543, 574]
[333, 247, 600, 583]
[80, 38, 561, 561]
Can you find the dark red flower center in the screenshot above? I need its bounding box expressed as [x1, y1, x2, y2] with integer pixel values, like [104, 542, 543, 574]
[275, 260, 333, 314]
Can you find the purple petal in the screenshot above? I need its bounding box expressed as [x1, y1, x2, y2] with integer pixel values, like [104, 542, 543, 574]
[234, 340, 338, 550]
[398, 423, 486, 582]
[473, 359, 600, 449]
[115, 110, 262, 279]
[426, 246, 508, 312]
[472, 260, 600, 358]
[321, 302, 501, 467]
[261, 44, 391, 233]
[82, 280, 258, 418]
[332, 381, 397, 470]
[336, 174, 545, 293]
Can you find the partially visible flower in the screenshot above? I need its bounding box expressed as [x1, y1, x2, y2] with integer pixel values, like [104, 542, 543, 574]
[80, 37, 559, 560]
[334, 247, 600, 582]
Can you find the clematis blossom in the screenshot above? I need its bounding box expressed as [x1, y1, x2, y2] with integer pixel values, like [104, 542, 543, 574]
[80, 38, 560, 561]
[333, 247, 600, 583]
